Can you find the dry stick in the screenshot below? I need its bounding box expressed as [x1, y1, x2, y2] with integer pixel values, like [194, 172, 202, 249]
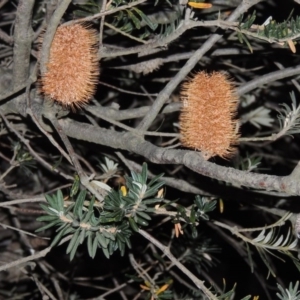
[0, 74, 36, 102]
[59, 118, 300, 195]
[129, 253, 154, 291]
[0, 236, 71, 273]
[237, 64, 300, 96]
[64, 0, 147, 26]
[137, 0, 263, 132]
[85, 102, 181, 121]
[28, 108, 73, 165]
[0, 197, 45, 207]
[99, 0, 107, 46]
[39, 0, 72, 75]
[49, 117, 105, 201]
[0, 222, 50, 240]
[12, 0, 35, 89]
[237, 64, 300, 143]
[100, 19, 238, 59]
[49, 118, 86, 179]
[0, 112, 73, 181]
[100, 17, 191, 59]
[0, 0, 9, 9]
[85, 109, 178, 137]
[0, 246, 51, 272]
[30, 273, 58, 300]
[0, 28, 13, 44]
[104, 21, 147, 44]
[98, 80, 158, 97]
[139, 229, 218, 300]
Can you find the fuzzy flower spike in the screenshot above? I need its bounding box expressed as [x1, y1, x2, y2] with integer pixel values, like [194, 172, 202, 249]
[179, 71, 240, 160]
[40, 23, 99, 109]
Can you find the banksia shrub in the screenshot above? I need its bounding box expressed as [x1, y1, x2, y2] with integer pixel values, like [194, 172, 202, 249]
[40, 24, 99, 108]
[180, 71, 239, 159]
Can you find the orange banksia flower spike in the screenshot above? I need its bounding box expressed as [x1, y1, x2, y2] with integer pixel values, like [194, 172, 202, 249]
[40, 23, 99, 108]
[179, 71, 239, 159]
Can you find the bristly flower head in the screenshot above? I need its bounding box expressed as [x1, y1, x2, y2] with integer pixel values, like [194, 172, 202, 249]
[40, 23, 99, 109]
[180, 71, 240, 159]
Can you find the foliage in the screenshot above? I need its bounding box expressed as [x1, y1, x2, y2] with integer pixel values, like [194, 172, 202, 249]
[277, 281, 300, 300]
[36, 163, 164, 260]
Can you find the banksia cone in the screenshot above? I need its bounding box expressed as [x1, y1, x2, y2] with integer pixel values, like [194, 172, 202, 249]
[40, 24, 99, 108]
[180, 71, 239, 159]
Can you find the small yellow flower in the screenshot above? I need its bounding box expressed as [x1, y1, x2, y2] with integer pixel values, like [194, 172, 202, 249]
[120, 185, 127, 196]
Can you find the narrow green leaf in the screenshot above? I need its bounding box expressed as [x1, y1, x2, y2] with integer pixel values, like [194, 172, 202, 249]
[35, 220, 61, 232]
[126, 9, 141, 29]
[45, 194, 57, 210]
[102, 230, 115, 241]
[136, 211, 151, 220]
[129, 217, 139, 232]
[132, 7, 157, 31]
[102, 246, 110, 259]
[97, 232, 108, 248]
[116, 232, 126, 243]
[36, 215, 58, 222]
[257, 247, 276, 277]
[70, 235, 81, 261]
[190, 206, 196, 223]
[92, 235, 98, 258]
[125, 237, 132, 249]
[70, 174, 80, 197]
[79, 228, 86, 244]
[108, 239, 116, 254]
[51, 225, 70, 247]
[135, 216, 148, 226]
[56, 189, 64, 212]
[87, 231, 93, 257]
[237, 32, 244, 44]
[39, 203, 56, 215]
[74, 190, 86, 218]
[66, 228, 81, 255]
[141, 163, 148, 183]
[148, 174, 164, 187]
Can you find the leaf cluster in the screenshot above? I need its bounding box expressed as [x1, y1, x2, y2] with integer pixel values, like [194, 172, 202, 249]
[36, 163, 164, 260]
[277, 281, 300, 300]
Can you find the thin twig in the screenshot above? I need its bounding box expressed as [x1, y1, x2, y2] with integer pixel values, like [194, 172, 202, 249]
[39, 0, 72, 75]
[98, 80, 158, 97]
[0, 28, 13, 44]
[60, 118, 300, 196]
[104, 22, 148, 44]
[237, 64, 300, 96]
[12, 0, 35, 88]
[85, 102, 181, 121]
[0, 236, 71, 273]
[0, 222, 50, 239]
[0, 246, 51, 272]
[99, 0, 107, 47]
[48, 117, 107, 201]
[64, 0, 148, 26]
[0, 112, 73, 181]
[139, 229, 218, 300]
[0, 197, 46, 207]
